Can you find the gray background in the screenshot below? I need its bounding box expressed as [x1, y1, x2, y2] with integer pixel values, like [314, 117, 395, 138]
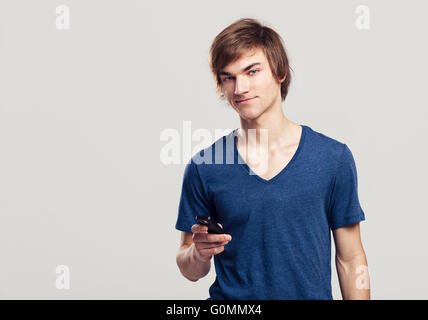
[0, 0, 427, 299]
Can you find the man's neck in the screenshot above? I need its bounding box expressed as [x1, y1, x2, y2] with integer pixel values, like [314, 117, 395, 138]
[237, 104, 298, 151]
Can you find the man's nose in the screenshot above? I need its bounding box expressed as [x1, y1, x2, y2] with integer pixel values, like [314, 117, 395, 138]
[234, 75, 249, 95]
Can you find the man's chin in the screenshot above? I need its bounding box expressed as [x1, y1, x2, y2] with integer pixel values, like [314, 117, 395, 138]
[238, 109, 263, 121]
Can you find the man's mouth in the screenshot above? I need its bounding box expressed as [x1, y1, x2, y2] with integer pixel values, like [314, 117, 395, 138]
[236, 97, 256, 104]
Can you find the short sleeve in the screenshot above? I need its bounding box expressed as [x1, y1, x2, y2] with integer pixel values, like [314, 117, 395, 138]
[327, 144, 366, 230]
[175, 161, 215, 234]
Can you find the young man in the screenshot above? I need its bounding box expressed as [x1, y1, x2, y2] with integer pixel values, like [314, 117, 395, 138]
[175, 18, 370, 300]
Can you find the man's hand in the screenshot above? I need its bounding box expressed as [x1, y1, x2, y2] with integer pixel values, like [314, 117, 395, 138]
[191, 223, 232, 262]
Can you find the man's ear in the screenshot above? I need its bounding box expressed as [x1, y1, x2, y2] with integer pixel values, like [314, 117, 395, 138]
[278, 73, 287, 84]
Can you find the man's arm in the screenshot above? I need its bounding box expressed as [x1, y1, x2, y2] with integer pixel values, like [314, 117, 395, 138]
[176, 231, 211, 282]
[332, 222, 370, 300]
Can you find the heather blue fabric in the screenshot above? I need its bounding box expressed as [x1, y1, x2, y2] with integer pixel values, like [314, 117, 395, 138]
[175, 124, 366, 300]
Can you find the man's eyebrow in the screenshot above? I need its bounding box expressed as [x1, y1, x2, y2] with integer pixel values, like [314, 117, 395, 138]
[219, 62, 262, 76]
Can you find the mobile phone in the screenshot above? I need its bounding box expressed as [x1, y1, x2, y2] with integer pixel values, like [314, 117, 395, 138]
[195, 216, 225, 234]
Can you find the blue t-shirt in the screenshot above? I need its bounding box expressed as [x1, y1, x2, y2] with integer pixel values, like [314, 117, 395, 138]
[175, 124, 366, 300]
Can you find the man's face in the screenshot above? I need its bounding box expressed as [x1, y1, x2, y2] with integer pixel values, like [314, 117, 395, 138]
[219, 47, 284, 121]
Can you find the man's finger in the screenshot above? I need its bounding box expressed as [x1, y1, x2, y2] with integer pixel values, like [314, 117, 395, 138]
[197, 233, 231, 243]
[191, 224, 208, 234]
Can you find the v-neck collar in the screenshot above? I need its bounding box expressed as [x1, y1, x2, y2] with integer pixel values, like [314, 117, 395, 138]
[233, 124, 307, 184]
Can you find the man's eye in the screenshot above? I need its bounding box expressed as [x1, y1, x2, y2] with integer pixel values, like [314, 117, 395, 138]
[222, 70, 259, 82]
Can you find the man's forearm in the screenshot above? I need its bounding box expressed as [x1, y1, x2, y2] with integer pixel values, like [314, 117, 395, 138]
[176, 243, 211, 282]
[336, 253, 370, 300]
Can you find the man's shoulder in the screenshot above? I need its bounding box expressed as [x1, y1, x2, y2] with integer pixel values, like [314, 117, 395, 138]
[188, 128, 236, 167]
[305, 125, 347, 163]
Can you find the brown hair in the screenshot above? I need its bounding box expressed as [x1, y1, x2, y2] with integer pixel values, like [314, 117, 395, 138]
[208, 18, 293, 102]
